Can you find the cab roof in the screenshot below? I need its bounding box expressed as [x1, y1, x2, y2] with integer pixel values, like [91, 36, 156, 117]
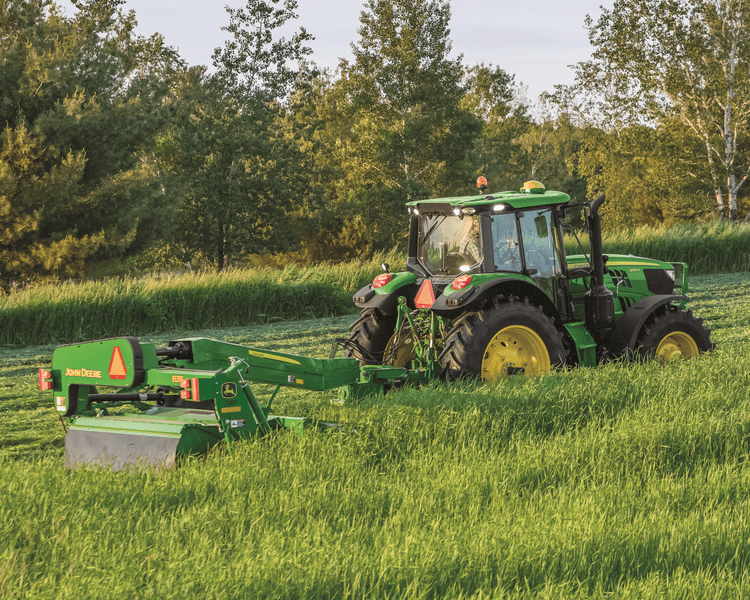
[406, 189, 571, 211]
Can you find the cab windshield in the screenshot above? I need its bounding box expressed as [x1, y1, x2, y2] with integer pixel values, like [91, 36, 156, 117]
[417, 213, 482, 276]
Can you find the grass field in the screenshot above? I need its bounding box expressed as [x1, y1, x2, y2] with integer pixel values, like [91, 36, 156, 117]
[567, 220, 750, 276]
[2, 272, 750, 598]
[0, 251, 404, 347]
[2, 219, 750, 348]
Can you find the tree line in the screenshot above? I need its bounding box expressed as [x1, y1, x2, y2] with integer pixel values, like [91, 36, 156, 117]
[1, 0, 748, 286]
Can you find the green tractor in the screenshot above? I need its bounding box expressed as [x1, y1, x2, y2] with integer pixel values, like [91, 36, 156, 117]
[346, 179, 713, 379]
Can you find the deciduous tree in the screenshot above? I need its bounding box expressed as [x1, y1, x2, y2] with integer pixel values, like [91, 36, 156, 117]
[164, 0, 313, 270]
[562, 0, 750, 220]
[331, 0, 480, 249]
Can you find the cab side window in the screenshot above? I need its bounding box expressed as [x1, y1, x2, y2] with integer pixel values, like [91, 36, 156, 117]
[491, 213, 522, 272]
[519, 209, 560, 277]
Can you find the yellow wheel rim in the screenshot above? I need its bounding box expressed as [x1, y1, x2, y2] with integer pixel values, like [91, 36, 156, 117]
[656, 331, 699, 362]
[481, 325, 551, 381]
[384, 330, 415, 368]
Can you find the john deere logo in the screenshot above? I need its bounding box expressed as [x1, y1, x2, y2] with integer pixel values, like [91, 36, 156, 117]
[221, 382, 238, 399]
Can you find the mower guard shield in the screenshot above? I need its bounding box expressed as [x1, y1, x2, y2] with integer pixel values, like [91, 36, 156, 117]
[63, 408, 225, 471]
[65, 429, 182, 471]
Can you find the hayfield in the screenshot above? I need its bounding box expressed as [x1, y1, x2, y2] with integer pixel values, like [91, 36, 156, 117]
[1, 272, 750, 598]
[1, 220, 750, 348]
[573, 220, 750, 275]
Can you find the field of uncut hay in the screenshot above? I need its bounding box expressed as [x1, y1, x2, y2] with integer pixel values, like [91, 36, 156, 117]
[568, 220, 750, 275]
[1, 220, 750, 348]
[1, 272, 750, 598]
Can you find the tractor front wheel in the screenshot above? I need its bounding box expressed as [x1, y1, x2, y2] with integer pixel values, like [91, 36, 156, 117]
[440, 296, 568, 381]
[636, 306, 713, 362]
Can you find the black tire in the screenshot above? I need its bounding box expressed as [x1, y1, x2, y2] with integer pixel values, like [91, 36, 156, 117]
[439, 296, 568, 380]
[345, 308, 397, 365]
[635, 305, 713, 361]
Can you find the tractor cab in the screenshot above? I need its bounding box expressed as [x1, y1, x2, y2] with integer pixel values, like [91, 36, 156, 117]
[403, 180, 573, 320]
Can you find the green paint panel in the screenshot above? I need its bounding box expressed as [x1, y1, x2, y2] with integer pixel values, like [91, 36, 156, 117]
[406, 189, 570, 210]
[373, 271, 417, 295]
[440, 273, 532, 297]
[563, 322, 597, 367]
[53, 337, 142, 387]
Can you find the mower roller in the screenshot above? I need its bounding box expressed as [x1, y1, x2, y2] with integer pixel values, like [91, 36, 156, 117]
[40, 182, 714, 470]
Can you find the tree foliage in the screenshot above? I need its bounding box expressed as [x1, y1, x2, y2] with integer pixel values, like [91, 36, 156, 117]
[0, 0, 183, 286]
[326, 0, 480, 250]
[562, 0, 750, 220]
[161, 0, 313, 271]
[462, 64, 528, 190]
[6, 0, 739, 281]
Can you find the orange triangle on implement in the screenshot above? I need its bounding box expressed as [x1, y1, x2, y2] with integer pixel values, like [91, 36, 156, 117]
[414, 279, 436, 309]
[109, 346, 127, 380]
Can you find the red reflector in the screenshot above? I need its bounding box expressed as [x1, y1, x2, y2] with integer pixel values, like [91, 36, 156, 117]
[180, 379, 200, 401]
[452, 275, 472, 290]
[414, 280, 436, 308]
[373, 273, 392, 288]
[39, 369, 52, 391]
[108, 346, 127, 380]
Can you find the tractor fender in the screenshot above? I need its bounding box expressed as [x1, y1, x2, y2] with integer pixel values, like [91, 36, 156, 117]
[607, 294, 689, 355]
[353, 282, 420, 315]
[431, 277, 562, 323]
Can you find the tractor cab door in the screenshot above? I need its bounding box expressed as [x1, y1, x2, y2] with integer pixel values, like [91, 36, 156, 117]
[490, 208, 571, 319]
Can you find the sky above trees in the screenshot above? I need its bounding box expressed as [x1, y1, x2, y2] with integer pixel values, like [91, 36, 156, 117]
[58, 0, 615, 100]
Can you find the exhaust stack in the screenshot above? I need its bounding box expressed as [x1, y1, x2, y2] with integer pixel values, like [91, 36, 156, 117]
[584, 194, 615, 341]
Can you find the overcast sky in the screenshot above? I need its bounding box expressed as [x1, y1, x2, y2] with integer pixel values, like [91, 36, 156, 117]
[60, 0, 615, 101]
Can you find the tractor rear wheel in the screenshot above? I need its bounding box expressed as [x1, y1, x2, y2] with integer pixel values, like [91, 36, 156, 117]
[440, 296, 568, 381]
[636, 306, 713, 362]
[383, 326, 416, 368]
[345, 308, 397, 365]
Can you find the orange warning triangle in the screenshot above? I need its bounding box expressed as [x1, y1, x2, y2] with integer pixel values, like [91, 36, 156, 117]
[414, 279, 436, 308]
[109, 346, 127, 380]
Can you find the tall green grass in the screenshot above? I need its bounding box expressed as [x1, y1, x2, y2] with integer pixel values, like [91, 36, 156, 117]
[0, 273, 749, 598]
[0, 252, 404, 346]
[566, 220, 750, 275]
[2, 219, 749, 348]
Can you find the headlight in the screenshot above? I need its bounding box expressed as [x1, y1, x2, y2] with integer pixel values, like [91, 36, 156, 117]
[665, 269, 675, 281]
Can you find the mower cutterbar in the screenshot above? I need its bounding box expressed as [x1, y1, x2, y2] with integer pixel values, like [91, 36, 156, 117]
[41, 336, 430, 471]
